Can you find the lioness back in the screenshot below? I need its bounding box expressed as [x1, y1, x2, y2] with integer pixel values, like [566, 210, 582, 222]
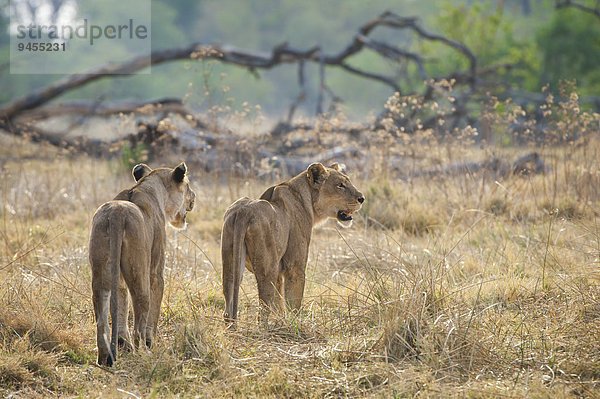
[89, 201, 150, 275]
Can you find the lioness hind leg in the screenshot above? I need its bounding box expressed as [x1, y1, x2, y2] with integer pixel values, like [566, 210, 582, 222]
[120, 251, 151, 350]
[255, 268, 282, 328]
[129, 287, 150, 349]
[245, 230, 282, 327]
[146, 271, 164, 347]
[122, 267, 150, 350]
[116, 274, 132, 351]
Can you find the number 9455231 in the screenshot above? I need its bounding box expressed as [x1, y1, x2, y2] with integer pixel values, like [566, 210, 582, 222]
[17, 42, 66, 51]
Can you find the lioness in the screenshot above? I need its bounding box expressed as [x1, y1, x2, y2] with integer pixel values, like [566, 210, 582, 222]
[221, 162, 364, 327]
[89, 162, 195, 366]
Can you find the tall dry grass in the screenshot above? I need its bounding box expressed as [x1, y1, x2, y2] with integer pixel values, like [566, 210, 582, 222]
[1, 84, 600, 397]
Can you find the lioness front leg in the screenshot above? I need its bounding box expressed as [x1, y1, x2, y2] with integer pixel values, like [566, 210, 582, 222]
[281, 249, 309, 311]
[283, 266, 306, 311]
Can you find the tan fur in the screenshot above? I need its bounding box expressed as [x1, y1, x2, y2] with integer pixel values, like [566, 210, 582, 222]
[221, 162, 364, 327]
[89, 162, 195, 366]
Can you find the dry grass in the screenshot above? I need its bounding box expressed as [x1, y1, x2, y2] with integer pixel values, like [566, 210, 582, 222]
[2, 98, 600, 398]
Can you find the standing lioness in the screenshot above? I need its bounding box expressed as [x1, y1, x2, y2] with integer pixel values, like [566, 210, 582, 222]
[221, 162, 364, 327]
[89, 162, 195, 366]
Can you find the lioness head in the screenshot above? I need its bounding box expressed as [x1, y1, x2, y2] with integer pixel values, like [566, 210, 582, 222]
[132, 162, 196, 229]
[307, 162, 364, 228]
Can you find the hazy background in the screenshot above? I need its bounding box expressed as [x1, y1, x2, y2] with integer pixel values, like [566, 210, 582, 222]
[1, 0, 598, 124]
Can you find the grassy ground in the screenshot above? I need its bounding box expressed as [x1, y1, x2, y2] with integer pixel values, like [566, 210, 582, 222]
[1, 129, 600, 398]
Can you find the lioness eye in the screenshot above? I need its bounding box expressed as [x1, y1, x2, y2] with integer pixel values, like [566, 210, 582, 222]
[338, 183, 346, 189]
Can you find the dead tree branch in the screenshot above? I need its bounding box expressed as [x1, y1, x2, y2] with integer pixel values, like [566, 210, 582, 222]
[0, 11, 482, 128]
[287, 61, 307, 123]
[20, 98, 205, 127]
[556, 0, 600, 18]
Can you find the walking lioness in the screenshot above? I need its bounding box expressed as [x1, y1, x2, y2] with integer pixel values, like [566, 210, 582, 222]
[89, 162, 195, 366]
[221, 162, 364, 327]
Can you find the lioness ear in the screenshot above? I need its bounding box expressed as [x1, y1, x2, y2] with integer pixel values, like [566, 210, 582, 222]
[307, 162, 329, 186]
[259, 185, 276, 201]
[172, 162, 187, 183]
[328, 162, 346, 173]
[132, 163, 152, 182]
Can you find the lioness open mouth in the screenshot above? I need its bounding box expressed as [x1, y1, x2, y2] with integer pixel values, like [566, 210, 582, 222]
[337, 210, 354, 222]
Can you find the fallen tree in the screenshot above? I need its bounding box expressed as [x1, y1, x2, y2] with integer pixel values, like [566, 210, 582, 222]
[1, 11, 503, 135]
[404, 152, 547, 180]
[0, 10, 576, 180]
[24, 116, 544, 180]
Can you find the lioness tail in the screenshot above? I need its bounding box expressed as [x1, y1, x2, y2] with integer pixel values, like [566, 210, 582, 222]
[230, 212, 248, 324]
[108, 212, 125, 364]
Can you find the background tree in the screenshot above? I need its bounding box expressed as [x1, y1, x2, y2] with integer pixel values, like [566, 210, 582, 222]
[537, 7, 600, 98]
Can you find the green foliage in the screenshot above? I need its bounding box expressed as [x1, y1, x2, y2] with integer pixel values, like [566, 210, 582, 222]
[61, 350, 91, 365]
[436, 1, 508, 67]
[1, 0, 514, 118]
[120, 142, 148, 171]
[0, 0, 597, 118]
[536, 8, 600, 96]
[427, 1, 541, 92]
